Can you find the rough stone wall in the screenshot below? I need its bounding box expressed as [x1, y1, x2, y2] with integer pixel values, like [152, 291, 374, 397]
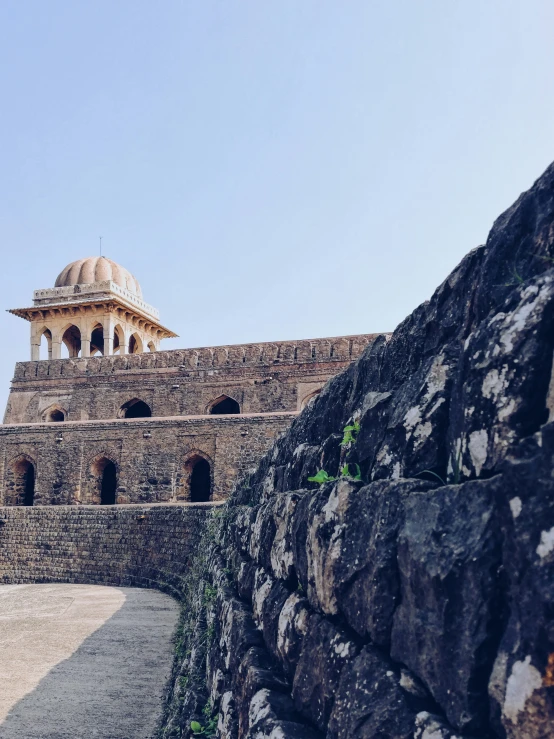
[0, 414, 292, 504]
[0, 503, 211, 597]
[4, 336, 376, 424]
[160, 162, 554, 739]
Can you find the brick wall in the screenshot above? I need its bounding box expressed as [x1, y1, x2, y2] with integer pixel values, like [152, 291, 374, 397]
[4, 336, 377, 423]
[0, 413, 293, 505]
[0, 503, 213, 598]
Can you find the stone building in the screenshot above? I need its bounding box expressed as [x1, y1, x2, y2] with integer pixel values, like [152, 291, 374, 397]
[1, 256, 376, 507]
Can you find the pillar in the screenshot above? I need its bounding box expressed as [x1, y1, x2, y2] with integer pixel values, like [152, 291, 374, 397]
[31, 343, 40, 361]
[51, 341, 62, 360]
[102, 315, 115, 356]
[81, 338, 91, 357]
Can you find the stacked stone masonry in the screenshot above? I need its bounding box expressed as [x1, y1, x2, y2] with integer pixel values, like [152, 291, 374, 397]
[1, 336, 375, 505]
[0, 504, 211, 597]
[158, 162, 554, 739]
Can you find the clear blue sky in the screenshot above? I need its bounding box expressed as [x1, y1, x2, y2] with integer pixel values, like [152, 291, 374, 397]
[1, 1, 553, 413]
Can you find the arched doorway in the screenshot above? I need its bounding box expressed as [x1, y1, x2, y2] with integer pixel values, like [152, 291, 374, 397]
[89, 456, 118, 505]
[100, 462, 117, 505]
[7, 457, 36, 506]
[207, 395, 240, 415]
[183, 454, 212, 502]
[120, 399, 152, 418]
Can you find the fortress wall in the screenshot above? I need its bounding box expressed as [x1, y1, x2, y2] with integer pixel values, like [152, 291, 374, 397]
[0, 503, 213, 597]
[0, 414, 293, 505]
[159, 164, 554, 739]
[4, 335, 377, 423]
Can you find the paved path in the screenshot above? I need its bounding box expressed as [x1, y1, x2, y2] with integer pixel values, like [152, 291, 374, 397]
[0, 584, 179, 739]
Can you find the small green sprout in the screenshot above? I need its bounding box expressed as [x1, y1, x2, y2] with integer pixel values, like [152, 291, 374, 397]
[341, 420, 360, 446]
[307, 469, 336, 484]
[340, 463, 362, 480]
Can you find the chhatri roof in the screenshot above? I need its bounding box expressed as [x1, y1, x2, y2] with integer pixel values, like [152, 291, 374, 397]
[55, 256, 142, 298]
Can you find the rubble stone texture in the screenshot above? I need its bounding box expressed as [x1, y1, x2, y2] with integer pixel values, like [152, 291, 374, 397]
[159, 162, 554, 738]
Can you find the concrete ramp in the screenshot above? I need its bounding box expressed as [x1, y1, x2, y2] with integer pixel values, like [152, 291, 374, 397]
[0, 584, 179, 738]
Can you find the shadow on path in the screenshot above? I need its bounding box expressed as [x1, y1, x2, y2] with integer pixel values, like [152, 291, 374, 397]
[0, 586, 179, 739]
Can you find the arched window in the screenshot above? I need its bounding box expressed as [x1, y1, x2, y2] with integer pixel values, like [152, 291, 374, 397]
[207, 395, 240, 415]
[184, 454, 212, 502]
[89, 456, 118, 505]
[113, 324, 125, 354]
[39, 328, 52, 360]
[128, 333, 143, 354]
[43, 406, 66, 422]
[61, 324, 81, 358]
[120, 398, 152, 418]
[90, 324, 105, 356]
[7, 457, 36, 506]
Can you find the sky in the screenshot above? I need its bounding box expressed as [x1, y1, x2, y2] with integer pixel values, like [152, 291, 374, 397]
[0, 1, 553, 413]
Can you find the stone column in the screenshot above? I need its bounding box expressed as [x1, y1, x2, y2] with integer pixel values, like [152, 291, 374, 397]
[51, 341, 62, 360]
[103, 315, 114, 356]
[81, 338, 91, 357]
[31, 342, 40, 361]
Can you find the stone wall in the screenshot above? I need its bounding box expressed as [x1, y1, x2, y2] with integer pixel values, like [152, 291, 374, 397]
[0, 413, 293, 504]
[0, 503, 212, 598]
[159, 162, 554, 739]
[4, 335, 376, 424]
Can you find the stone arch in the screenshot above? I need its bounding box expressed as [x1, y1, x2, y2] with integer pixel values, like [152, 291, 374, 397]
[42, 404, 67, 422]
[206, 395, 240, 415]
[60, 323, 82, 358]
[128, 333, 143, 354]
[180, 451, 213, 502]
[119, 398, 152, 419]
[86, 454, 119, 505]
[5, 454, 36, 506]
[90, 323, 105, 356]
[113, 324, 125, 354]
[147, 341, 156, 352]
[38, 326, 53, 360]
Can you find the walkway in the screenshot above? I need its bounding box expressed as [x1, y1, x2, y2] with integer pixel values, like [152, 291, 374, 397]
[0, 583, 179, 738]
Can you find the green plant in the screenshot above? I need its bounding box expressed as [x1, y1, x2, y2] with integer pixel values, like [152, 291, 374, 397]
[203, 583, 217, 605]
[340, 463, 362, 480]
[190, 718, 217, 737]
[307, 469, 336, 484]
[341, 420, 360, 446]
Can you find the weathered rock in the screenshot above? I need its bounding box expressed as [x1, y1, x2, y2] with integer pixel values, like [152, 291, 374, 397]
[269, 491, 308, 584]
[219, 597, 264, 674]
[488, 424, 554, 738]
[276, 592, 311, 678]
[390, 479, 503, 733]
[448, 273, 554, 481]
[234, 647, 290, 737]
[252, 568, 292, 662]
[327, 646, 419, 739]
[413, 711, 481, 738]
[303, 477, 433, 646]
[369, 347, 458, 482]
[217, 690, 239, 739]
[292, 614, 359, 731]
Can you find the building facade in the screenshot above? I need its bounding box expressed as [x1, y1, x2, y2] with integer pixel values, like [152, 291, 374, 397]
[2, 257, 377, 506]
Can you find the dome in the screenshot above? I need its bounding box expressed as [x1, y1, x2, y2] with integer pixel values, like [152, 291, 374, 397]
[54, 256, 142, 297]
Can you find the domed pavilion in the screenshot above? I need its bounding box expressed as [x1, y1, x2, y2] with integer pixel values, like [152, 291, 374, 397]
[9, 256, 177, 360]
